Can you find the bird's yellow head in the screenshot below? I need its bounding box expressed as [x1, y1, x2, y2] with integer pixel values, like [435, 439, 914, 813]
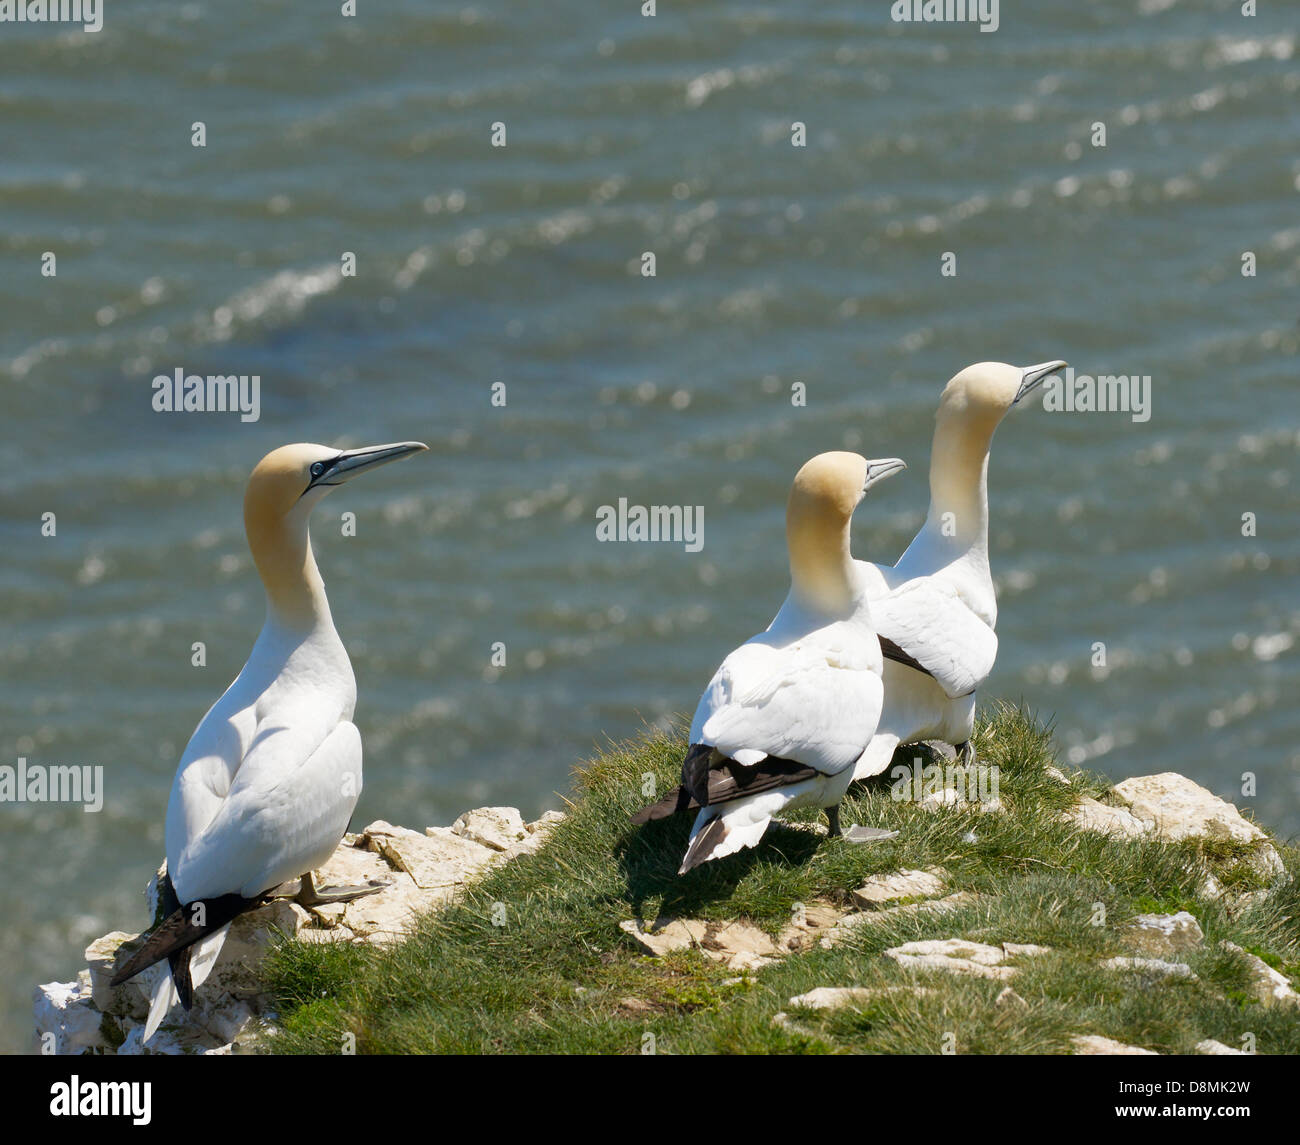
[243, 441, 428, 531]
[241, 441, 427, 623]
[937, 360, 1067, 431]
[786, 451, 905, 613]
[788, 451, 906, 526]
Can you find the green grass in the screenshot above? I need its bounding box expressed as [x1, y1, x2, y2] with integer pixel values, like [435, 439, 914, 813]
[260, 704, 1300, 1054]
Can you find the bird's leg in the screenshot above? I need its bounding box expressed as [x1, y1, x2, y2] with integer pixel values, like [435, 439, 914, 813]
[825, 804, 842, 837]
[295, 870, 389, 907]
[956, 740, 977, 768]
[265, 879, 303, 900]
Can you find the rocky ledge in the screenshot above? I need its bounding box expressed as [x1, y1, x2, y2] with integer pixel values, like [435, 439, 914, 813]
[617, 771, 1294, 1054]
[34, 807, 564, 1055]
[33, 768, 1295, 1056]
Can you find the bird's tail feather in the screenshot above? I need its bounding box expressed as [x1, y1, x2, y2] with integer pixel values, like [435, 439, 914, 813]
[111, 893, 255, 988]
[142, 969, 178, 1043]
[139, 924, 231, 1044]
[678, 808, 771, 874]
[186, 924, 228, 995]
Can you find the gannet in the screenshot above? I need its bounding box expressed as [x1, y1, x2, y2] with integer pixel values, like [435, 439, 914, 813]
[851, 361, 1066, 781]
[110, 440, 427, 1039]
[632, 452, 905, 873]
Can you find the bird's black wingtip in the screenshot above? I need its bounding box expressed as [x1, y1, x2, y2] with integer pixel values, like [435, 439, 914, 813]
[630, 784, 697, 824]
[107, 892, 254, 990]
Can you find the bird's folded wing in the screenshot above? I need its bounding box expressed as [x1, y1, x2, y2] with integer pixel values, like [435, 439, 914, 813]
[171, 716, 362, 902]
[167, 703, 255, 854]
[692, 637, 882, 776]
[872, 579, 998, 699]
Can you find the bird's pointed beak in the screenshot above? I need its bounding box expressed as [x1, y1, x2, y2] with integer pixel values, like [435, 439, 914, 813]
[863, 457, 906, 493]
[1015, 360, 1067, 405]
[312, 441, 428, 489]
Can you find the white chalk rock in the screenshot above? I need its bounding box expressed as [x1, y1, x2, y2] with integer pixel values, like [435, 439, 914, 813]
[1195, 1038, 1249, 1055]
[619, 917, 707, 957]
[1072, 1035, 1158, 1056]
[501, 809, 567, 860]
[819, 893, 979, 948]
[203, 899, 311, 1000]
[1119, 912, 1204, 957]
[851, 868, 946, 909]
[1247, 843, 1288, 883]
[85, 931, 151, 1019]
[891, 938, 1007, 964]
[702, 921, 780, 971]
[620, 916, 779, 971]
[1111, 773, 1266, 844]
[1220, 941, 1299, 1007]
[1100, 956, 1197, 982]
[341, 876, 453, 944]
[1002, 942, 1053, 958]
[775, 901, 850, 951]
[451, 807, 529, 852]
[33, 979, 105, 1055]
[364, 820, 496, 890]
[313, 837, 397, 892]
[1064, 797, 1148, 838]
[117, 1019, 227, 1056]
[788, 986, 934, 1011]
[885, 938, 1017, 980]
[40, 812, 555, 1054]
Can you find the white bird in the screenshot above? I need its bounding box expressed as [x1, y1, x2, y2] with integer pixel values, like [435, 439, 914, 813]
[851, 361, 1065, 781]
[633, 452, 905, 873]
[111, 440, 427, 1039]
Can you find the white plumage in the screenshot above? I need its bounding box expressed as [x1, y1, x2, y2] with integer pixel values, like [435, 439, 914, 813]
[870, 577, 998, 701]
[166, 630, 361, 904]
[691, 611, 882, 777]
[852, 360, 1065, 781]
[653, 452, 905, 873]
[116, 440, 427, 1040]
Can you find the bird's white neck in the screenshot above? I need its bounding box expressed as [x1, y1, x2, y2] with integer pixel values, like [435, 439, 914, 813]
[921, 411, 995, 558]
[788, 511, 859, 618]
[246, 510, 335, 632]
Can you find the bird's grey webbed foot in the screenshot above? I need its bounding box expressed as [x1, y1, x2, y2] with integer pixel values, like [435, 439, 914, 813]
[295, 871, 389, 907]
[843, 825, 900, 844]
[825, 804, 842, 837]
[956, 740, 977, 768]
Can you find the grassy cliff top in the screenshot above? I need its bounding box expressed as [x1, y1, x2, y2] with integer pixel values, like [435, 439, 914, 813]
[262, 705, 1299, 1054]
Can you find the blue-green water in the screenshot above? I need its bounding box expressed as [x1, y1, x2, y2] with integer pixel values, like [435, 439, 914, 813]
[1, 1, 1297, 1050]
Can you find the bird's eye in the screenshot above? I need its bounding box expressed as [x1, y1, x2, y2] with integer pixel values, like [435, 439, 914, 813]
[310, 462, 326, 479]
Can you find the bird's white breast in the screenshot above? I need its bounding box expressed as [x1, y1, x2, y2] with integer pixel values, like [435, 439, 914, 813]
[165, 616, 356, 896]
